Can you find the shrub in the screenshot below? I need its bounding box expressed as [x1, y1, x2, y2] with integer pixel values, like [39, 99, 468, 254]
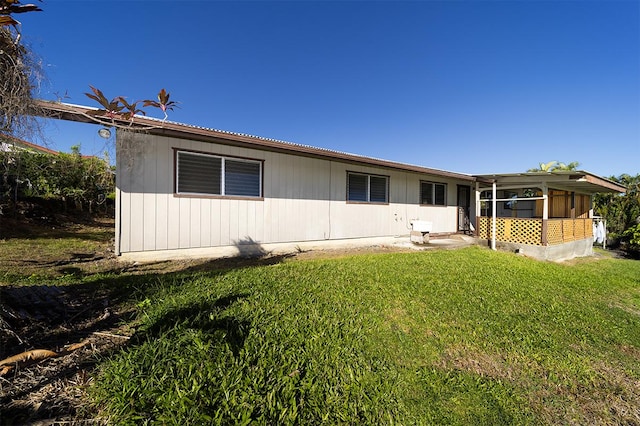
[0, 144, 114, 213]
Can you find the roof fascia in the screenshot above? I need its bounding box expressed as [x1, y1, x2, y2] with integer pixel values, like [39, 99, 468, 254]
[580, 173, 627, 193]
[146, 126, 475, 181]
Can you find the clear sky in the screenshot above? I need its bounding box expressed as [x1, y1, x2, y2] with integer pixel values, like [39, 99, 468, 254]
[19, 0, 640, 177]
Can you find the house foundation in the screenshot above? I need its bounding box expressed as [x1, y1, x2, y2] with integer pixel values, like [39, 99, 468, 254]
[489, 238, 594, 262]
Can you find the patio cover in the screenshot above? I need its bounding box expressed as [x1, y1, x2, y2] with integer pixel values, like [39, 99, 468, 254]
[474, 171, 626, 194]
[473, 171, 626, 250]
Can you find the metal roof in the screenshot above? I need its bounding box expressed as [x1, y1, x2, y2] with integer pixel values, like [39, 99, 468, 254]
[35, 100, 475, 182]
[35, 101, 627, 194]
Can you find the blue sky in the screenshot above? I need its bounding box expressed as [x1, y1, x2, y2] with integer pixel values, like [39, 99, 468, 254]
[20, 0, 640, 177]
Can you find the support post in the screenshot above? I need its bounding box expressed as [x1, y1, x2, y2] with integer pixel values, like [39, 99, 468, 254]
[541, 184, 549, 246]
[542, 184, 549, 220]
[491, 181, 497, 251]
[475, 182, 481, 236]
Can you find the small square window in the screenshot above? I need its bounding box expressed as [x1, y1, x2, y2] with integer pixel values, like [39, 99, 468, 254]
[420, 181, 447, 206]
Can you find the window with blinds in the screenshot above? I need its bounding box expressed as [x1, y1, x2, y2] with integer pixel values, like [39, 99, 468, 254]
[420, 181, 447, 206]
[347, 172, 389, 203]
[176, 151, 262, 197]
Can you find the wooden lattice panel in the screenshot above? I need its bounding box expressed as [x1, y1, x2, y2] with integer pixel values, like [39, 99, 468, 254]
[574, 219, 586, 239]
[477, 217, 543, 245]
[562, 219, 575, 242]
[503, 218, 543, 245]
[546, 220, 564, 245]
[478, 217, 490, 238]
[479, 217, 594, 247]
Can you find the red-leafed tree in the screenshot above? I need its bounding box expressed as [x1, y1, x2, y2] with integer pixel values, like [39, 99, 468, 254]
[83, 86, 179, 126]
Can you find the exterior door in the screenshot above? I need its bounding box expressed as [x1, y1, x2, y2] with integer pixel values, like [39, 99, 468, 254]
[457, 185, 471, 233]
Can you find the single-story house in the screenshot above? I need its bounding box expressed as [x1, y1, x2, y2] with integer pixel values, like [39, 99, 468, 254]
[38, 101, 626, 261]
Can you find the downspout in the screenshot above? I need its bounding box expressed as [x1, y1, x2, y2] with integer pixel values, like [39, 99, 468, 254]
[114, 129, 122, 256]
[116, 186, 122, 256]
[491, 180, 497, 250]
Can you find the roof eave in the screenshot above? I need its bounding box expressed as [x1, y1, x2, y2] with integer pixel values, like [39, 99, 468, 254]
[474, 171, 626, 194]
[36, 100, 476, 182]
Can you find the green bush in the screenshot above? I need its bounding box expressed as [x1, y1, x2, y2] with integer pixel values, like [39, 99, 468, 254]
[621, 223, 640, 258]
[1, 143, 114, 212]
[594, 173, 640, 255]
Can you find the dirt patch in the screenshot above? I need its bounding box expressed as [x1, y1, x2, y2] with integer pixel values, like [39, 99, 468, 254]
[0, 216, 123, 424]
[0, 280, 135, 423]
[290, 244, 416, 261]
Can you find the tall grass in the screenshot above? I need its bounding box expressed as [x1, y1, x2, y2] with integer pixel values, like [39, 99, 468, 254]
[92, 247, 640, 424]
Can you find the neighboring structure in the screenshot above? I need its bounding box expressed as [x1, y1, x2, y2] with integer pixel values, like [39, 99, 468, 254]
[0, 135, 59, 155]
[0, 134, 102, 160]
[38, 101, 626, 261]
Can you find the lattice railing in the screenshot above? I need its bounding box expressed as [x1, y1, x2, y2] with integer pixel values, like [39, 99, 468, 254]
[546, 221, 564, 245]
[477, 217, 594, 246]
[477, 217, 544, 245]
[556, 218, 593, 243]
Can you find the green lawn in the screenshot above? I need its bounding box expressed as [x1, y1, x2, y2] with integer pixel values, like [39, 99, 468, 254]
[90, 247, 640, 425]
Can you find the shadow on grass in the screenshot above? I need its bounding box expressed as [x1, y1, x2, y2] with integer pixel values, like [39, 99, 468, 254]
[0, 230, 294, 424]
[0, 236, 293, 423]
[132, 294, 251, 356]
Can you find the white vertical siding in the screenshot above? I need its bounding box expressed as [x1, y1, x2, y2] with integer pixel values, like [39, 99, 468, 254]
[189, 198, 201, 247]
[228, 199, 239, 244]
[142, 138, 157, 251]
[200, 200, 211, 247]
[178, 198, 190, 248]
[117, 132, 475, 253]
[210, 198, 221, 247]
[155, 136, 171, 250]
[219, 198, 230, 245]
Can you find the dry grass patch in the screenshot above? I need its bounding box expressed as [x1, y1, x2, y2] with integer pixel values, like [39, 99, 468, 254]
[437, 344, 516, 382]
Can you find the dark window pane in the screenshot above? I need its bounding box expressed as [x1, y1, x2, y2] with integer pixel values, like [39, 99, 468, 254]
[348, 174, 368, 202]
[225, 159, 261, 197]
[177, 152, 221, 195]
[421, 182, 433, 204]
[369, 176, 388, 203]
[435, 184, 446, 205]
